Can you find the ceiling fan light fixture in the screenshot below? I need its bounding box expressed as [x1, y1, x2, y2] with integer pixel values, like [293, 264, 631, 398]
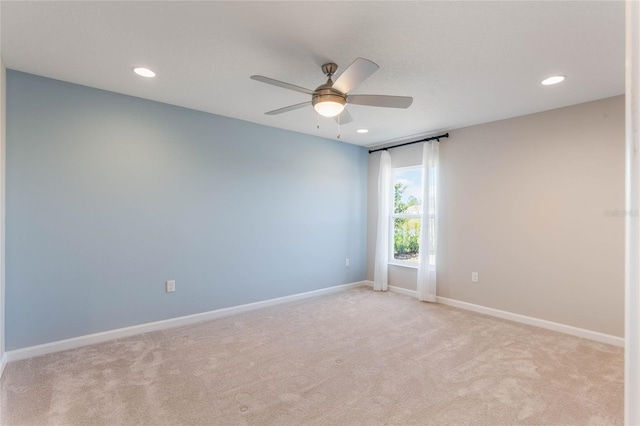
[313, 95, 345, 117]
[314, 101, 345, 117]
[312, 92, 346, 118]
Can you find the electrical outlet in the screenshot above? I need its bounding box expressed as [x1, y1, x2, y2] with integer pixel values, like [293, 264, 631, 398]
[166, 280, 176, 292]
[345, 258, 350, 267]
[471, 272, 479, 283]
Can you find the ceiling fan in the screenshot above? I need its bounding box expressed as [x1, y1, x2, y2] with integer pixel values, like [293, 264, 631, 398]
[251, 58, 413, 124]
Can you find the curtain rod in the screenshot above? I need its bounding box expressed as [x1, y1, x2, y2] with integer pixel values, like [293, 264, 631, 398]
[368, 133, 449, 154]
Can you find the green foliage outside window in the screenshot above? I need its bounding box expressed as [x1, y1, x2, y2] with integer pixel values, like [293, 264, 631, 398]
[394, 183, 420, 261]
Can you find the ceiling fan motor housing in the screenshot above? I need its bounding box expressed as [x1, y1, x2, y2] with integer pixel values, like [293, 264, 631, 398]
[312, 86, 347, 108]
[312, 63, 346, 115]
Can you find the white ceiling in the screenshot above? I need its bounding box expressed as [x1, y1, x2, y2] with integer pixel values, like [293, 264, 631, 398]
[0, 1, 625, 147]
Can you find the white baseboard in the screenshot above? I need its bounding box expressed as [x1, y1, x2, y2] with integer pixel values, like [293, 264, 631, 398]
[362, 280, 418, 298]
[435, 296, 624, 347]
[388, 285, 418, 298]
[363, 280, 623, 347]
[5, 281, 369, 363]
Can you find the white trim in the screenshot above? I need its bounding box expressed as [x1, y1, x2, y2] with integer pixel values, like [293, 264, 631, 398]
[391, 214, 421, 219]
[436, 296, 624, 348]
[364, 280, 418, 298]
[363, 281, 623, 347]
[626, 0, 640, 422]
[5, 281, 368, 362]
[389, 285, 418, 298]
[0, 56, 6, 381]
[0, 353, 6, 378]
[391, 164, 422, 174]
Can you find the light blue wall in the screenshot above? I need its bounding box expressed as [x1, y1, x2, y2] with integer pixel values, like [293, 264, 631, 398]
[6, 71, 367, 350]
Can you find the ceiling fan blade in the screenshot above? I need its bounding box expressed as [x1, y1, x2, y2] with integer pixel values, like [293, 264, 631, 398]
[334, 109, 353, 125]
[251, 75, 314, 95]
[265, 101, 311, 115]
[332, 58, 379, 94]
[347, 94, 413, 109]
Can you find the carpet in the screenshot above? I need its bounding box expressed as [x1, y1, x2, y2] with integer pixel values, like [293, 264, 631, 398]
[0, 287, 623, 425]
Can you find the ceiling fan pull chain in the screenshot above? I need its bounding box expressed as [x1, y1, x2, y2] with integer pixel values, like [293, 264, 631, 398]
[337, 113, 341, 139]
[317, 111, 320, 129]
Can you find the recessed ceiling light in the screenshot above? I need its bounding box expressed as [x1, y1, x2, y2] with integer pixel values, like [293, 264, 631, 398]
[357, 129, 369, 134]
[133, 67, 156, 78]
[541, 75, 565, 85]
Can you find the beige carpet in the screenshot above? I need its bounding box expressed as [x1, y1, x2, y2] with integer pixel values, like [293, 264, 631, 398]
[0, 287, 623, 425]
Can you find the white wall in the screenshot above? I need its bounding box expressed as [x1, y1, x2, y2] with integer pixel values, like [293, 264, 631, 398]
[367, 95, 625, 337]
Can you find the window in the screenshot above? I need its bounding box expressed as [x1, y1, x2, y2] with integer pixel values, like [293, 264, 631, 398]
[390, 166, 435, 267]
[391, 167, 422, 266]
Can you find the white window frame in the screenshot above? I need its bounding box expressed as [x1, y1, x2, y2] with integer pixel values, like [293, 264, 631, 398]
[389, 165, 423, 269]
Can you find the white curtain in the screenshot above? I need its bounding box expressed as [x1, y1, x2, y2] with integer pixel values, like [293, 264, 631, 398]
[373, 151, 391, 291]
[417, 141, 439, 302]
